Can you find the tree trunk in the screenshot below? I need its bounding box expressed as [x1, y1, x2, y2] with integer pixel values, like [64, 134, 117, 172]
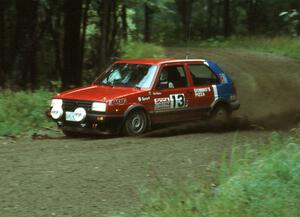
[80, 0, 91, 75]
[108, 0, 118, 57]
[51, 3, 63, 82]
[175, 0, 194, 41]
[288, 0, 300, 35]
[99, 0, 110, 72]
[121, 3, 128, 41]
[206, 0, 214, 38]
[98, 0, 120, 72]
[144, 3, 151, 42]
[0, 0, 5, 87]
[63, 0, 83, 90]
[223, 0, 231, 37]
[247, 0, 256, 35]
[14, 0, 39, 90]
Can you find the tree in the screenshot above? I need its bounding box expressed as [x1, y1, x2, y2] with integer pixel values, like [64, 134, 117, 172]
[121, 2, 128, 41]
[175, 0, 195, 41]
[0, 0, 5, 87]
[98, 0, 120, 72]
[223, 0, 231, 37]
[63, 0, 83, 90]
[206, 0, 214, 38]
[14, 0, 39, 89]
[144, 2, 153, 42]
[80, 0, 91, 74]
[247, 0, 257, 34]
[43, 0, 63, 82]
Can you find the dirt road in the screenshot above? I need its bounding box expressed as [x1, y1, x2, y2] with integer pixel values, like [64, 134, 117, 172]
[1, 48, 300, 217]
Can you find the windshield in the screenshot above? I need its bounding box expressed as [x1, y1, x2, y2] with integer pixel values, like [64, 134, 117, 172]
[95, 63, 157, 89]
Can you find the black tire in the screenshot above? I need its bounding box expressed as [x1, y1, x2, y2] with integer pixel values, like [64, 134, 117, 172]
[123, 110, 148, 136]
[210, 105, 230, 124]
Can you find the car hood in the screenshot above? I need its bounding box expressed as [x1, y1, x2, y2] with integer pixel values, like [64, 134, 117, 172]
[55, 85, 146, 101]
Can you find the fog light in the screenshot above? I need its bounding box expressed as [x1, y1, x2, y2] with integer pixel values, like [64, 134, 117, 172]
[74, 107, 87, 122]
[50, 106, 63, 120]
[97, 116, 104, 121]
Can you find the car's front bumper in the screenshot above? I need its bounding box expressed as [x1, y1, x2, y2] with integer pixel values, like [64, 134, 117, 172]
[46, 109, 124, 134]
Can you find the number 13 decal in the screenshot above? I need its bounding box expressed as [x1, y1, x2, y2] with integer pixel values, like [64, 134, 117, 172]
[170, 94, 185, 108]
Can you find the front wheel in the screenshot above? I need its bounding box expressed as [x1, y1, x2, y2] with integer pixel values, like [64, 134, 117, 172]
[123, 110, 148, 136]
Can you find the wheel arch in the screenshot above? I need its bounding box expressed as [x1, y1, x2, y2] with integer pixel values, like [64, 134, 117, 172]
[210, 99, 230, 113]
[123, 104, 152, 130]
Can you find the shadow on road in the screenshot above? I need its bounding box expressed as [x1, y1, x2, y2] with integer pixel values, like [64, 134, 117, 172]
[143, 109, 300, 138]
[30, 110, 300, 140]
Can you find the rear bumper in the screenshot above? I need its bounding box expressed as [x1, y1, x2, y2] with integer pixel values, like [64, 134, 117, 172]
[46, 109, 124, 134]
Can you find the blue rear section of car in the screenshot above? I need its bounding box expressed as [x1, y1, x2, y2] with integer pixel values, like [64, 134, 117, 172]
[206, 60, 236, 102]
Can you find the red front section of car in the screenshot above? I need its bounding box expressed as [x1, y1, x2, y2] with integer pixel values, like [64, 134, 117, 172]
[54, 84, 153, 115]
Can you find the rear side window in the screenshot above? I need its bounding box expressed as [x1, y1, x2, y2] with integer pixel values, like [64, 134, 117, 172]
[188, 64, 219, 86]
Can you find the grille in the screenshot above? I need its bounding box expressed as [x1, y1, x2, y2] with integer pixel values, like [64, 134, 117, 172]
[63, 99, 93, 112]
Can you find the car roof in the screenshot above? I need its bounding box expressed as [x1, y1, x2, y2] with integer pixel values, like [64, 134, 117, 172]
[115, 58, 207, 65]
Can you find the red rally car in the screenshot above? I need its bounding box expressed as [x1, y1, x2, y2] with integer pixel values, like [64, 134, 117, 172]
[48, 58, 240, 136]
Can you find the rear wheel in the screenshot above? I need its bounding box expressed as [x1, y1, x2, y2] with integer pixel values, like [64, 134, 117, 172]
[210, 105, 230, 124]
[123, 110, 148, 136]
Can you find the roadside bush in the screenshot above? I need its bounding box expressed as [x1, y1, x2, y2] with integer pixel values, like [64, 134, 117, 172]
[116, 132, 300, 217]
[0, 90, 54, 136]
[120, 42, 166, 59]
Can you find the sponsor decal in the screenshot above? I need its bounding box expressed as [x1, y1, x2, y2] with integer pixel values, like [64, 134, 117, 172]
[153, 92, 162, 95]
[109, 98, 127, 105]
[218, 74, 228, 83]
[194, 87, 211, 97]
[138, 96, 150, 102]
[154, 94, 186, 110]
[154, 97, 171, 110]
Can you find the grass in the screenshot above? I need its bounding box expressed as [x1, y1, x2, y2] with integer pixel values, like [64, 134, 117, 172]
[0, 89, 54, 136]
[120, 37, 300, 61]
[120, 42, 166, 59]
[195, 36, 300, 61]
[115, 131, 300, 217]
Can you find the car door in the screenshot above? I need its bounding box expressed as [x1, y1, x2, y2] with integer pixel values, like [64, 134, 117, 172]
[150, 64, 195, 124]
[187, 63, 220, 115]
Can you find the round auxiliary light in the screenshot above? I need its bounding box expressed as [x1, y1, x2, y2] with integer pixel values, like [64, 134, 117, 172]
[50, 106, 63, 120]
[73, 107, 87, 122]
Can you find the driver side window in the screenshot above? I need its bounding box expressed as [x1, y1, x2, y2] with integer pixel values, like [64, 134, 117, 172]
[157, 65, 188, 89]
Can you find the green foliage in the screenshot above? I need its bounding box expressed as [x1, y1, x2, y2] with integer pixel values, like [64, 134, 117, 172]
[115, 132, 300, 217]
[0, 90, 54, 136]
[196, 36, 300, 61]
[120, 42, 166, 59]
[279, 10, 299, 36]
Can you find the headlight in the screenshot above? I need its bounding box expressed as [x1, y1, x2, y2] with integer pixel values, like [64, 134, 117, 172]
[50, 99, 63, 107]
[50, 106, 63, 120]
[92, 102, 106, 112]
[74, 107, 87, 122]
